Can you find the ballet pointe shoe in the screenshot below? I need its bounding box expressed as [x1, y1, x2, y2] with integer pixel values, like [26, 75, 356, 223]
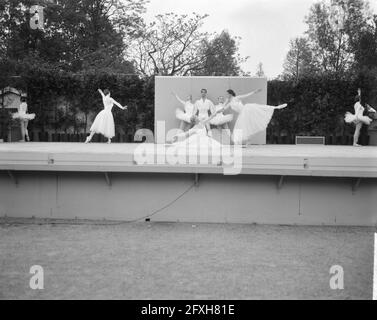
[85, 136, 91, 144]
[107, 139, 112, 144]
[353, 143, 361, 147]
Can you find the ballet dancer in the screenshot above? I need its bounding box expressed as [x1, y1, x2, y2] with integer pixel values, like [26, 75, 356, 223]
[173, 92, 195, 131]
[194, 89, 215, 137]
[219, 89, 288, 145]
[85, 89, 127, 144]
[209, 96, 233, 130]
[172, 108, 224, 146]
[12, 97, 35, 142]
[344, 95, 373, 147]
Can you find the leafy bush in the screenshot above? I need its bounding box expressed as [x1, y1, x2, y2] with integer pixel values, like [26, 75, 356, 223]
[0, 108, 13, 141]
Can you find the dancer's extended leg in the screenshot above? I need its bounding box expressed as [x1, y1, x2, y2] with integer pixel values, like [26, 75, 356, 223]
[85, 131, 95, 143]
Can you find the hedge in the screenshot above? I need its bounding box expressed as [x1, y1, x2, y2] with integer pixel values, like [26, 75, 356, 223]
[1, 65, 376, 144]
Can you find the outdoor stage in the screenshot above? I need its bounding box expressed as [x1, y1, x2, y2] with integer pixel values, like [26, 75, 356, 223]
[0, 142, 377, 226]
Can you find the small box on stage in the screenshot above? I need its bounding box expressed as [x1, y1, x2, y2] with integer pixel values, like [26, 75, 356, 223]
[295, 136, 325, 145]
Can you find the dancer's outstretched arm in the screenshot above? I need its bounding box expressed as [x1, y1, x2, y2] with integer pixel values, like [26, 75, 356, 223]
[237, 88, 262, 100]
[202, 108, 223, 125]
[112, 99, 127, 110]
[367, 104, 377, 113]
[172, 92, 186, 106]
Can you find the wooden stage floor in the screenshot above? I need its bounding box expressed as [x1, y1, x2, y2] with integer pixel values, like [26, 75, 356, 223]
[0, 142, 376, 178]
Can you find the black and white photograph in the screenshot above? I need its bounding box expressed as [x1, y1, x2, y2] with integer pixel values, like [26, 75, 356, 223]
[0, 0, 377, 306]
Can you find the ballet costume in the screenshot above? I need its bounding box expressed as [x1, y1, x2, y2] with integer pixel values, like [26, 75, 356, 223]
[12, 102, 35, 141]
[195, 99, 214, 122]
[176, 101, 195, 123]
[195, 98, 215, 136]
[344, 102, 372, 126]
[210, 104, 233, 126]
[12, 103, 36, 121]
[229, 98, 286, 145]
[89, 95, 116, 139]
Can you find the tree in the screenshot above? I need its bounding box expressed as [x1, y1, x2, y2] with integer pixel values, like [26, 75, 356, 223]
[196, 30, 249, 76]
[353, 14, 377, 70]
[305, 0, 372, 76]
[255, 62, 265, 78]
[282, 37, 316, 80]
[0, 0, 146, 72]
[130, 12, 210, 76]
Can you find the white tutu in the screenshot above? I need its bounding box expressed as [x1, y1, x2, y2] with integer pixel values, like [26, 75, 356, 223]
[90, 109, 115, 138]
[210, 113, 233, 126]
[176, 108, 193, 123]
[12, 112, 35, 121]
[233, 103, 275, 144]
[344, 112, 372, 125]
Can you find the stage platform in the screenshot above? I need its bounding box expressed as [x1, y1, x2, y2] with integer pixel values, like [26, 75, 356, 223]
[1, 143, 377, 226]
[0, 143, 377, 178]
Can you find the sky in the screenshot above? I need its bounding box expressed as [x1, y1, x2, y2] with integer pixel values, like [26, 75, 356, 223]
[143, 0, 377, 79]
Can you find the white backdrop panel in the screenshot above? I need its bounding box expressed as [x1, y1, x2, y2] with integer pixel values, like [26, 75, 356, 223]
[155, 76, 268, 144]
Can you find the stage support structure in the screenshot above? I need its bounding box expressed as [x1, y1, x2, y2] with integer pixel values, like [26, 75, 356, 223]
[7, 171, 18, 186]
[352, 178, 362, 194]
[277, 176, 285, 190]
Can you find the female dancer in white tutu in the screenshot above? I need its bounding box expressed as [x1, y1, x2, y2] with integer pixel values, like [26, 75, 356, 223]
[220, 89, 287, 145]
[173, 92, 195, 131]
[85, 89, 127, 144]
[210, 96, 233, 130]
[12, 97, 35, 142]
[344, 95, 373, 146]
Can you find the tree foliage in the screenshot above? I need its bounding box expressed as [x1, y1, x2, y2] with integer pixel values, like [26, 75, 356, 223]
[130, 12, 210, 76]
[282, 37, 316, 81]
[196, 30, 249, 76]
[304, 0, 372, 76]
[0, 0, 147, 71]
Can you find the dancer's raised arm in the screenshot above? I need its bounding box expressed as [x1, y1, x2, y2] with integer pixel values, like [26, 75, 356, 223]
[237, 88, 262, 100]
[98, 89, 105, 98]
[172, 92, 186, 106]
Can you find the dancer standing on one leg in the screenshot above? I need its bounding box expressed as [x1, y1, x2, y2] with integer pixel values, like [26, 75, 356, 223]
[173, 92, 195, 131]
[85, 89, 127, 144]
[12, 97, 35, 142]
[344, 95, 372, 147]
[220, 89, 287, 145]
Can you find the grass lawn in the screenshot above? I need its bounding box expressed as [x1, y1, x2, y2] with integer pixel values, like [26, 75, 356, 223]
[0, 219, 375, 300]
